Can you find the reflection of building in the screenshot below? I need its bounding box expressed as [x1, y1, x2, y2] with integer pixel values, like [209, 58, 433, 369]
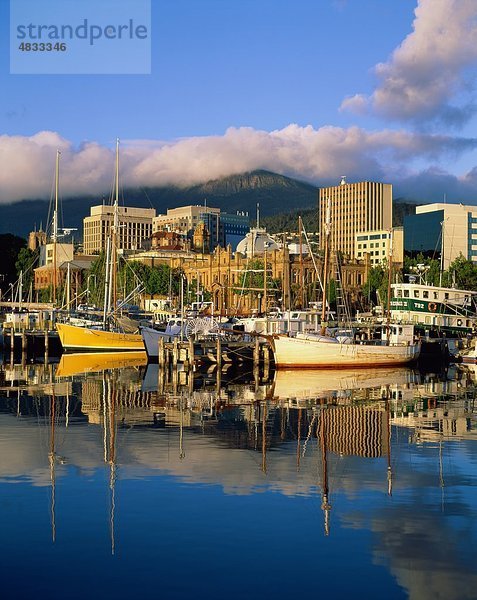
[83, 205, 155, 254]
[404, 203, 477, 269]
[320, 180, 392, 260]
[320, 406, 389, 458]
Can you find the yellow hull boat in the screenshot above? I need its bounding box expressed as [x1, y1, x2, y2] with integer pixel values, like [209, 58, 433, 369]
[56, 323, 144, 352]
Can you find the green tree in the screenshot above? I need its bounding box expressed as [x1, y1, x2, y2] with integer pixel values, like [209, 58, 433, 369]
[445, 254, 477, 290]
[15, 247, 37, 294]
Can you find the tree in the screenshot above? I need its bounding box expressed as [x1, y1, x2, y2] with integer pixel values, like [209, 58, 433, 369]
[445, 255, 477, 290]
[15, 247, 37, 294]
[362, 264, 387, 307]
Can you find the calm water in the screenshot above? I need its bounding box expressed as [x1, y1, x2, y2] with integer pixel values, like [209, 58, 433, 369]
[0, 357, 476, 599]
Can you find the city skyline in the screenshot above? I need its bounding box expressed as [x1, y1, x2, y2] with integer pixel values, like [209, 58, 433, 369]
[1, 0, 477, 204]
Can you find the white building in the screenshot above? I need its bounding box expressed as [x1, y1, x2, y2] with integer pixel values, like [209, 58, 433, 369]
[404, 203, 477, 269]
[355, 228, 403, 266]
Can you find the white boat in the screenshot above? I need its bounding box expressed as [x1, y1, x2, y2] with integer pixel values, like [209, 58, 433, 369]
[272, 323, 421, 369]
[141, 316, 220, 360]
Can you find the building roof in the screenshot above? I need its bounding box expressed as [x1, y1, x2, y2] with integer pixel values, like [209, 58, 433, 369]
[236, 228, 279, 257]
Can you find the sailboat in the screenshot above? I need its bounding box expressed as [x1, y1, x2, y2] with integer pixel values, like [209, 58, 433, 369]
[271, 200, 421, 368]
[56, 139, 144, 352]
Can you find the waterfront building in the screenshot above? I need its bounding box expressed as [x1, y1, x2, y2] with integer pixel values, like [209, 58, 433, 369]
[83, 205, 155, 254]
[404, 203, 477, 269]
[319, 179, 392, 260]
[355, 227, 403, 266]
[130, 244, 367, 315]
[34, 254, 96, 298]
[235, 227, 279, 258]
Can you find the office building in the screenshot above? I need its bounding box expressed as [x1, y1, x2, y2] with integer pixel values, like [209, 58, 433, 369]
[83, 205, 155, 254]
[404, 203, 477, 269]
[319, 180, 392, 260]
[153, 205, 249, 251]
[355, 227, 403, 266]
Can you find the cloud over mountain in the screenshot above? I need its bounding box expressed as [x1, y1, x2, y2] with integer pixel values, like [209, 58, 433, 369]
[1, 126, 476, 204]
[341, 0, 477, 126]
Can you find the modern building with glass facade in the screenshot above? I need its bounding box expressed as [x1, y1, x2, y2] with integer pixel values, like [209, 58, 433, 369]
[319, 180, 392, 259]
[404, 203, 477, 269]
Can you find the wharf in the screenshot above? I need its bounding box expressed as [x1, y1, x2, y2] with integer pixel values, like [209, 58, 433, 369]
[1, 327, 61, 359]
[157, 336, 273, 370]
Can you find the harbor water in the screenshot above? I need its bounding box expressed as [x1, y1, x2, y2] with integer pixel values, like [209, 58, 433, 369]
[0, 357, 476, 599]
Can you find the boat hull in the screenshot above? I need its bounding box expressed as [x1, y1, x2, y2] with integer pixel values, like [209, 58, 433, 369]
[272, 335, 420, 368]
[141, 326, 175, 358]
[57, 323, 144, 351]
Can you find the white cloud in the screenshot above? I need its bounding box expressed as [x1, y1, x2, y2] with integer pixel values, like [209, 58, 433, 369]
[341, 0, 477, 125]
[0, 126, 476, 204]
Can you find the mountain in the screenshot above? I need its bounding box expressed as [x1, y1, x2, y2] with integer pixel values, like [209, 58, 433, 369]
[0, 170, 318, 239]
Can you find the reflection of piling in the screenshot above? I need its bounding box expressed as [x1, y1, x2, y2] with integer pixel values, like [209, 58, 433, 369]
[216, 337, 222, 369]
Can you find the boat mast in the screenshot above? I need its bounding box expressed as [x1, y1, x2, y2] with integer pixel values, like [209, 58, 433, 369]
[320, 198, 331, 335]
[112, 138, 120, 315]
[299, 216, 304, 308]
[52, 150, 60, 305]
[386, 229, 393, 342]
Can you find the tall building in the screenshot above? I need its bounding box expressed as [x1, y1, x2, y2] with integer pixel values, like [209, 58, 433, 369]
[404, 203, 477, 269]
[319, 180, 392, 260]
[83, 205, 155, 254]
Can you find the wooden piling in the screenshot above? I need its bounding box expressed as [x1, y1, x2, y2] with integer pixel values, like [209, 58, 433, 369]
[159, 337, 165, 366]
[253, 337, 260, 368]
[172, 338, 178, 367]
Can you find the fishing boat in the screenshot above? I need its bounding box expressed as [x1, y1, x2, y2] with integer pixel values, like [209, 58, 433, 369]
[57, 139, 144, 352]
[271, 199, 421, 369]
[271, 324, 420, 368]
[390, 281, 477, 336]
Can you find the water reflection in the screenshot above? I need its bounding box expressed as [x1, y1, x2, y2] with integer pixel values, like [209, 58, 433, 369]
[0, 357, 476, 599]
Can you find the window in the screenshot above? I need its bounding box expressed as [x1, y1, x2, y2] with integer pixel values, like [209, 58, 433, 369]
[404, 290, 409, 298]
[397, 289, 402, 297]
[423, 291, 429, 298]
[414, 291, 420, 298]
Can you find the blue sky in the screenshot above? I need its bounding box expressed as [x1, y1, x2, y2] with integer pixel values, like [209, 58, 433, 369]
[1, 0, 477, 203]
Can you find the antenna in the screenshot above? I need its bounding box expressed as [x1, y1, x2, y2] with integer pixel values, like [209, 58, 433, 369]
[256, 203, 260, 229]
